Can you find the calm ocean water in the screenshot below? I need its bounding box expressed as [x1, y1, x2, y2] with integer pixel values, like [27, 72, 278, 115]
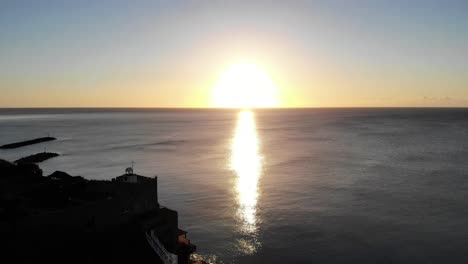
[1, 108, 468, 263]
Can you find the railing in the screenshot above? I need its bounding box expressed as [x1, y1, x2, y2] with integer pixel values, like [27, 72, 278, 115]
[145, 229, 178, 264]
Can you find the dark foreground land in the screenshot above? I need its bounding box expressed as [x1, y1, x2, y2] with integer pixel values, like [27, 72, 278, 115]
[0, 137, 56, 149]
[0, 159, 194, 264]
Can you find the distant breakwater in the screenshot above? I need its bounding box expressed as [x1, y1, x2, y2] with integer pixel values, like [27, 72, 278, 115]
[15, 152, 59, 164]
[0, 137, 56, 149]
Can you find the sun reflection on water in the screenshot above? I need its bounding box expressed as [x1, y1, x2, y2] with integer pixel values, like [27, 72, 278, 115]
[230, 110, 262, 254]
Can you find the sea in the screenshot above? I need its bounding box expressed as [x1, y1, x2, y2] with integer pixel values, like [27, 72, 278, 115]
[1, 108, 468, 263]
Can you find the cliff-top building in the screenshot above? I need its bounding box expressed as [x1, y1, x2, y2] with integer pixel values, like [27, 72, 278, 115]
[110, 168, 197, 264]
[1, 160, 196, 264]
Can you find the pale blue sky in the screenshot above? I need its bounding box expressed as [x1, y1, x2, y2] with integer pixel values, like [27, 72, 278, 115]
[1, 0, 467, 107]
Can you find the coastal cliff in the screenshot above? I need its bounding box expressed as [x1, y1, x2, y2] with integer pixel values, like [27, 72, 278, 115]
[0, 159, 195, 264]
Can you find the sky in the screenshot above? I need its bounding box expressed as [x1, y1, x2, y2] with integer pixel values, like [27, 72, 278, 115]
[1, 0, 467, 107]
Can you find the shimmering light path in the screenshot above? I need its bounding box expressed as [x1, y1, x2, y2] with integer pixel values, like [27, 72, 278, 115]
[230, 110, 262, 254]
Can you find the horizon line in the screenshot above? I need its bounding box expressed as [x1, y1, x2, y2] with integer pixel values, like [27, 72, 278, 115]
[1, 106, 468, 110]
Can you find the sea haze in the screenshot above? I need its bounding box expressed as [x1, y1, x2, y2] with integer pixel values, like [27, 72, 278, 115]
[1, 108, 468, 263]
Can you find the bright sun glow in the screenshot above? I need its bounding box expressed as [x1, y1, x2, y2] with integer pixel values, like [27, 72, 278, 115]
[212, 62, 280, 108]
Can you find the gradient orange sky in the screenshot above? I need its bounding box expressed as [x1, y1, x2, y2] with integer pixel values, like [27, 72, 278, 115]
[1, 1, 467, 107]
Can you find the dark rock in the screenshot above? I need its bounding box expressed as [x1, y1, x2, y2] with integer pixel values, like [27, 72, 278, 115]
[0, 159, 43, 179]
[16, 163, 43, 178]
[48, 170, 73, 180]
[0, 159, 16, 177]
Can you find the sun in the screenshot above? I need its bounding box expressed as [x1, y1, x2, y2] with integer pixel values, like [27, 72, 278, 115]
[212, 62, 280, 108]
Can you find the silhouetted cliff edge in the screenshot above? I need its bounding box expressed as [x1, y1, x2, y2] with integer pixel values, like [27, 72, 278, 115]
[0, 159, 195, 264]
